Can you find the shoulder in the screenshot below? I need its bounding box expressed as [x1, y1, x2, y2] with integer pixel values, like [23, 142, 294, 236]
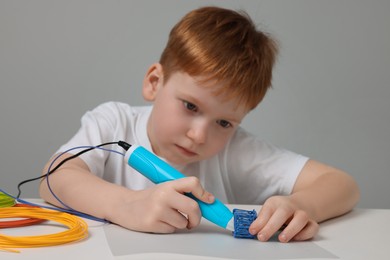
[90, 101, 146, 115]
[221, 127, 309, 203]
[226, 127, 273, 154]
[84, 102, 150, 123]
[224, 127, 308, 170]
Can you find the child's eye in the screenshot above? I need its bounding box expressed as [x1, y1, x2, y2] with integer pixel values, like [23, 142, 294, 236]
[217, 120, 232, 128]
[183, 101, 198, 112]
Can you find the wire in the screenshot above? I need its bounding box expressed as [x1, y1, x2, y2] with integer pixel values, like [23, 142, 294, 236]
[16, 141, 120, 198]
[45, 144, 125, 211]
[11, 141, 130, 223]
[0, 206, 88, 253]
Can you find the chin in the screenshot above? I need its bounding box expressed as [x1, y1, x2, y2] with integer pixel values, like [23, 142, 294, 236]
[168, 156, 196, 166]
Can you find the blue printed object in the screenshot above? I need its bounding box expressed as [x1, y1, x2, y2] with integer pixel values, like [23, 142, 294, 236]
[232, 208, 257, 239]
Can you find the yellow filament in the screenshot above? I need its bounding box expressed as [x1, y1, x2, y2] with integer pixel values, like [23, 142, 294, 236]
[0, 206, 88, 253]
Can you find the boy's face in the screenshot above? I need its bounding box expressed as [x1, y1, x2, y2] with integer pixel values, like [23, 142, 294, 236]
[143, 64, 248, 166]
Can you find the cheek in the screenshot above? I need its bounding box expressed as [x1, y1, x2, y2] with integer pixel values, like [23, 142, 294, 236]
[203, 132, 232, 157]
[154, 104, 186, 136]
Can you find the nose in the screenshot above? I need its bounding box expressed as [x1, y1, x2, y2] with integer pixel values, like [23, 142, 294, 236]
[186, 119, 208, 144]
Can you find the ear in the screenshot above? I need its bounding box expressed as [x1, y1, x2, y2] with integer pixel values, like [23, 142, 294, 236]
[142, 63, 164, 101]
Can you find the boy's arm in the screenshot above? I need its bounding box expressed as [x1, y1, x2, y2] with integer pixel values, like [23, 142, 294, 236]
[39, 153, 215, 233]
[39, 153, 134, 221]
[289, 159, 360, 222]
[249, 159, 360, 242]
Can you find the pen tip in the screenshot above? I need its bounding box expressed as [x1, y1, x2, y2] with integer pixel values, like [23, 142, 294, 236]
[226, 218, 235, 231]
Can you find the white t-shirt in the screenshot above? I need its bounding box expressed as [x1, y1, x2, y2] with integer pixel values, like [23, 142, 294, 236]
[57, 102, 308, 204]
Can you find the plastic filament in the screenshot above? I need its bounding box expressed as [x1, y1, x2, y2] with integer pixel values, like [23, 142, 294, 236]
[232, 208, 257, 239]
[0, 204, 46, 228]
[0, 192, 16, 208]
[0, 192, 45, 228]
[0, 206, 88, 253]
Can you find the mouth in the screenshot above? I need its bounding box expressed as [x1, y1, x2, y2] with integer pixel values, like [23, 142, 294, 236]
[175, 144, 198, 157]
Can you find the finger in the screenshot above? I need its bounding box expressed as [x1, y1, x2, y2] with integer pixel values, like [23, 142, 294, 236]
[159, 208, 189, 230]
[291, 220, 319, 241]
[278, 210, 309, 242]
[151, 221, 176, 234]
[168, 192, 202, 229]
[256, 208, 293, 242]
[173, 177, 215, 204]
[249, 206, 273, 235]
[140, 199, 187, 233]
[136, 206, 178, 234]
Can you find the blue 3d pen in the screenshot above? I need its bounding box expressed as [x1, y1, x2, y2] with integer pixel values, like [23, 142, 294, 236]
[120, 141, 257, 238]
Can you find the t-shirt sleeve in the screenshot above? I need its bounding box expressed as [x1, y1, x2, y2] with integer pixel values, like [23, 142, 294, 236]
[223, 128, 309, 204]
[55, 102, 120, 177]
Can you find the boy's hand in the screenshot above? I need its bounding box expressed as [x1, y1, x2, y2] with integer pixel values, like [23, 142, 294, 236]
[117, 177, 214, 233]
[248, 195, 319, 242]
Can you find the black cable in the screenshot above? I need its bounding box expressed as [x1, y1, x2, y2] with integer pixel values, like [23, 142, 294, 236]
[16, 141, 125, 198]
[118, 140, 131, 151]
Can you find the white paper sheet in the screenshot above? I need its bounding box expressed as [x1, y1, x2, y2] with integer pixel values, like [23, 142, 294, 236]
[104, 219, 337, 259]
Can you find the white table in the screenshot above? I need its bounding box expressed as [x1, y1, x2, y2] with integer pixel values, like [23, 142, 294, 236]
[1, 200, 388, 259]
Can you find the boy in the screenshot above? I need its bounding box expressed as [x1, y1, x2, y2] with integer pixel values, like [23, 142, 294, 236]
[40, 6, 359, 242]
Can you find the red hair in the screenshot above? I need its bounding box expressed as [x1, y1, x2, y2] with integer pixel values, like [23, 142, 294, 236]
[160, 6, 278, 110]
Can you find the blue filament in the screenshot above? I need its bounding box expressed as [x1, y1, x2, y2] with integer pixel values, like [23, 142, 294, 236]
[232, 208, 257, 239]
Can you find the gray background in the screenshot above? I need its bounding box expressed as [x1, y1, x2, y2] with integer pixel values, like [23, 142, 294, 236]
[1, 0, 389, 209]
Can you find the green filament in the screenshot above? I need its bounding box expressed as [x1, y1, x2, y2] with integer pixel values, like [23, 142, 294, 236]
[0, 192, 16, 208]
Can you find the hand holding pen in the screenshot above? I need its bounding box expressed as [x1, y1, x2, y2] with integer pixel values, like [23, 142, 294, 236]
[110, 176, 215, 233]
